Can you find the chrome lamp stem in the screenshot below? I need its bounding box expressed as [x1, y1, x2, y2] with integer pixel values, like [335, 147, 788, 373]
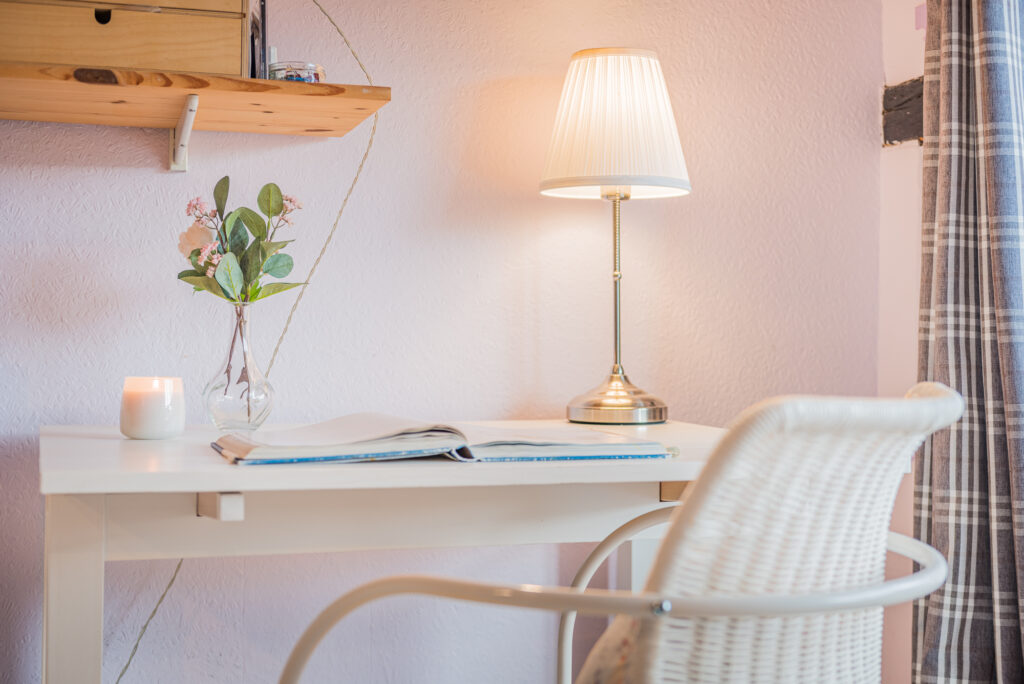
[566, 191, 668, 425]
[612, 195, 623, 373]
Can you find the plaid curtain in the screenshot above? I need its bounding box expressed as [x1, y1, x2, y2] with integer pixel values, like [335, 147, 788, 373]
[914, 1, 1024, 682]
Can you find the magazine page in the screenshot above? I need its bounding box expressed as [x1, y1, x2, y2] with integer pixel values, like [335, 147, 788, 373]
[212, 415, 665, 464]
[450, 421, 668, 460]
[452, 421, 656, 447]
[242, 413, 465, 447]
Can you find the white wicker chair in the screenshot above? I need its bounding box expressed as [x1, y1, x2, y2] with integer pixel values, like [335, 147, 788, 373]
[280, 383, 963, 684]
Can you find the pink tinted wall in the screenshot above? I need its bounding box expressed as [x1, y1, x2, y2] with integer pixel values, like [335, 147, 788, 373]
[0, 0, 882, 680]
[879, 1, 927, 682]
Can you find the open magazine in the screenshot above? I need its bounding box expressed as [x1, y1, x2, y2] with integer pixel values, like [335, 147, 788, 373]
[211, 413, 670, 465]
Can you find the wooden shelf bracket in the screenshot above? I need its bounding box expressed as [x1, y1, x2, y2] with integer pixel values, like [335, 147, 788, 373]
[169, 93, 199, 172]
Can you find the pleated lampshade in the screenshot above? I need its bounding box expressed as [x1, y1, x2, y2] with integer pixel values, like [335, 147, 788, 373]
[540, 48, 691, 199]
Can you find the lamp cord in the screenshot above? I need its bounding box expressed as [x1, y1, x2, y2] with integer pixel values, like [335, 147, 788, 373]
[116, 2, 375, 680]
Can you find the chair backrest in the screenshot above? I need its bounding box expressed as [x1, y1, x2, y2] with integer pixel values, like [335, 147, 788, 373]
[631, 383, 963, 682]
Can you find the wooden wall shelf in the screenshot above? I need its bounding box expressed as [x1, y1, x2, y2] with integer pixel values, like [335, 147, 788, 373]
[0, 62, 390, 167]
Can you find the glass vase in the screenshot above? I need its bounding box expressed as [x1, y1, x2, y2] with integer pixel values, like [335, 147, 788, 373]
[203, 303, 274, 431]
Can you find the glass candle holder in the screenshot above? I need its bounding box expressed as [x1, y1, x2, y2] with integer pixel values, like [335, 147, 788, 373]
[120, 377, 186, 440]
[269, 61, 326, 83]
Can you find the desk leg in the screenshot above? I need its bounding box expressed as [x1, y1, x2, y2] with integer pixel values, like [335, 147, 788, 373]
[43, 494, 105, 684]
[626, 540, 659, 593]
[618, 539, 660, 592]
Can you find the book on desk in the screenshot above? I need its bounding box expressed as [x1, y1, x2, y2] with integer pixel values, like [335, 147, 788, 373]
[211, 412, 671, 465]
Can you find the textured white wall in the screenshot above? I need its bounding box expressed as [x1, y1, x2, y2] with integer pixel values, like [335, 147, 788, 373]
[0, 0, 882, 681]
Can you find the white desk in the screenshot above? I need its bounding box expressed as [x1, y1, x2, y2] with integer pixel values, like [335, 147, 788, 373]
[39, 420, 723, 684]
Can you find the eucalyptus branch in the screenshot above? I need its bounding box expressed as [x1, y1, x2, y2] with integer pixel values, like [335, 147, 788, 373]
[177, 177, 302, 304]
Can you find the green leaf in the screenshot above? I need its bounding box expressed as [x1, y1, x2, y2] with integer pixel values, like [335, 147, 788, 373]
[238, 207, 268, 240]
[222, 209, 248, 256]
[229, 221, 248, 257]
[254, 282, 303, 300]
[247, 281, 262, 301]
[262, 239, 293, 259]
[263, 253, 293, 278]
[181, 276, 230, 300]
[257, 183, 284, 217]
[177, 269, 203, 279]
[189, 247, 202, 271]
[214, 253, 244, 300]
[222, 209, 239, 242]
[213, 176, 229, 219]
[240, 238, 263, 285]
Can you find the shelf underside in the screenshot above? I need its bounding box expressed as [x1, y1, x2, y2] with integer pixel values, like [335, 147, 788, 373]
[0, 62, 390, 137]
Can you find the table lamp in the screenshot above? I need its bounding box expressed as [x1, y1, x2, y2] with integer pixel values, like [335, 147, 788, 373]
[540, 47, 691, 424]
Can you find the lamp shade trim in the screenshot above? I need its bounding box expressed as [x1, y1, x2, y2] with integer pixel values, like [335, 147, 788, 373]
[569, 47, 657, 59]
[540, 175, 692, 199]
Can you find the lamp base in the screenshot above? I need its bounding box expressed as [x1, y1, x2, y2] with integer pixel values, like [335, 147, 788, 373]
[566, 369, 668, 425]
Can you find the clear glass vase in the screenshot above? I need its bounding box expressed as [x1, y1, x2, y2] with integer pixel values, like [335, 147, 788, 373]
[203, 303, 274, 431]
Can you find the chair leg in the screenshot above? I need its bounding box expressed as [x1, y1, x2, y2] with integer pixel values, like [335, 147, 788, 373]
[557, 507, 675, 684]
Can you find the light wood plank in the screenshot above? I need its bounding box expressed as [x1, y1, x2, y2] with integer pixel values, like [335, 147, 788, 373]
[0, 62, 390, 137]
[2, 0, 243, 14]
[659, 481, 688, 501]
[0, 3, 243, 75]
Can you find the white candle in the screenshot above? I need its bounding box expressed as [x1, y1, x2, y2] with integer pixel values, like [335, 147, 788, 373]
[120, 377, 186, 440]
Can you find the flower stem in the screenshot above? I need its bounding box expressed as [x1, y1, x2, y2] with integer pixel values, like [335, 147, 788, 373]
[223, 306, 241, 395]
[239, 319, 252, 422]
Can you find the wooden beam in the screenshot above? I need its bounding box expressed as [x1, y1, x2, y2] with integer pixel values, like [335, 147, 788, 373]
[660, 481, 688, 502]
[883, 76, 923, 146]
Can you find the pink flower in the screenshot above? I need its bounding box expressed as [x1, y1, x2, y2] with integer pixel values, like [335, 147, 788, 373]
[283, 194, 302, 213]
[186, 197, 211, 218]
[198, 241, 221, 266]
[178, 221, 214, 259]
[203, 250, 222, 277]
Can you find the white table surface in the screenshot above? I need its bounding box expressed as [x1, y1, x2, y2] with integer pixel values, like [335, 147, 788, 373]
[39, 419, 725, 495]
[38, 418, 725, 684]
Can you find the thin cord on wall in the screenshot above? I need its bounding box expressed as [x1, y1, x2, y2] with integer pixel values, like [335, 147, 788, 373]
[266, 110, 377, 375]
[115, 2, 376, 679]
[266, 0, 378, 375]
[114, 559, 183, 684]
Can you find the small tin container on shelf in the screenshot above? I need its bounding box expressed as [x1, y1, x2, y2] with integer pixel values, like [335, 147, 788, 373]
[269, 61, 326, 83]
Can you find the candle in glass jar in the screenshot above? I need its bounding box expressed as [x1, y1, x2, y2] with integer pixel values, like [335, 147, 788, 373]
[120, 377, 185, 440]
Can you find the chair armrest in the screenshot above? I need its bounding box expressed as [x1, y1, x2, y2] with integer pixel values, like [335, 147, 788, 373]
[280, 575, 679, 684]
[280, 532, 947, 684]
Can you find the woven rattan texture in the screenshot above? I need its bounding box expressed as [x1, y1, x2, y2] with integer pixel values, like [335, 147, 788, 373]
[578, 384, 963, 683]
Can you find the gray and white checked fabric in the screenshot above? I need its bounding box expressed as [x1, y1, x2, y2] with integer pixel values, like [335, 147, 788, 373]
[914, 1, 1024, 682]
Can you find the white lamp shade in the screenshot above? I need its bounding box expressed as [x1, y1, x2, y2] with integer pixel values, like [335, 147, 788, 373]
[540, 48, 691, 199]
